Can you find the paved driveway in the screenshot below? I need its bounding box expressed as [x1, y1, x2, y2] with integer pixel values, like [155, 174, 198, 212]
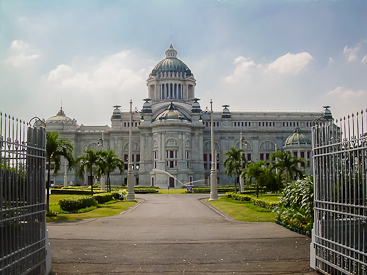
[48, 194, 317, 274]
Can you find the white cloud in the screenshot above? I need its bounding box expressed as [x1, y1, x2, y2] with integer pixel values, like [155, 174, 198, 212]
[327, 86, 367, 99]
[224, 56, 256, 83]
[265, 52, 314, 74]
[48, 64, 73, 81]
[343, 40, 366, 62]
[46, 50, 150, 92]
[5, 40, 39, 67]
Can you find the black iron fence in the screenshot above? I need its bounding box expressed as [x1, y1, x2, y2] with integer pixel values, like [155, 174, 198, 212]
[311, 109, 367, 274]
[0, 113, 48, 274]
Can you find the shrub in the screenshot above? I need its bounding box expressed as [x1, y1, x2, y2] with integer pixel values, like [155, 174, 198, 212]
[93, 193, 113, 204]
[59, 196, 97, 212]
[225, 192, 233, 198]
[134, 188, 159, 194]
[273, 176, 314, 234]
[51, 189, 106, 195]
[252, 198, 278, 209]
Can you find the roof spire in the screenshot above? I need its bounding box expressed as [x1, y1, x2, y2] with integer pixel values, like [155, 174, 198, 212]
[170, 25, 173, 45]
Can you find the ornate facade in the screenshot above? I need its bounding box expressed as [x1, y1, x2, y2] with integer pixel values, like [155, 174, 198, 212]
[46, 45, 325, 188]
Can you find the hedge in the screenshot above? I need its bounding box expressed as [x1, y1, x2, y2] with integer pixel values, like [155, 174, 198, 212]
[51, 189, 106, 195]
[192, 187, 234, 193]
[252, 198, 278, 210]
[93, 193, 114, 203]
[226, 192, 251, 201]
[59, 196, 97, 212]
[134, 188, 159, 194]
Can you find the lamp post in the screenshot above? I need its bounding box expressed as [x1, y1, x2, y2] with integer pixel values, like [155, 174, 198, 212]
[126, 99, 136, 201]
[239, 132, 245, 192]
[98, 133, 106, 191]
[209, 99, 218, 201]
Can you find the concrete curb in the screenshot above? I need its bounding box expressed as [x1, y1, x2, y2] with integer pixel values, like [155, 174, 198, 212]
[200, 197, 237, 222]
[119, 198, 145, 215]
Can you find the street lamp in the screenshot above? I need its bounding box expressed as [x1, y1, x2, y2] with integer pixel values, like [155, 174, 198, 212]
[126, 99, 136, 201]
[239, 132, 245, 192]
[209, 99, 218, 201]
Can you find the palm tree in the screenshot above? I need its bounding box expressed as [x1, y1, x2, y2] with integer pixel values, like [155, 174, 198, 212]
[270, 151, 306, 183]
[46, 131, 74, 211]
[97, 149, 124, 193]
[75, 148, 100, 195]
[224, 147, 247, 193]
[242, 160, 267, 198]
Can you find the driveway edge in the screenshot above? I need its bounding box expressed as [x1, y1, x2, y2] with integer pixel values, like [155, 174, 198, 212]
[200, 198, 236, 222]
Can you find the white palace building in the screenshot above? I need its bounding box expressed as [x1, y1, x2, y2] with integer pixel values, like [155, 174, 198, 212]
[46, 44, 327, 188]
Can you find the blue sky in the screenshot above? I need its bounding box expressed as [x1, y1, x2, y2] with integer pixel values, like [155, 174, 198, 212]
[1, 0, 366, 125]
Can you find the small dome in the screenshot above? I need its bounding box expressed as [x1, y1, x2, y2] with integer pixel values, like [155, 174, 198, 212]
[142, 99, 152, 114]
[46, 107, 75, 123]
[111, 105, 122, 119]
[191, 98, 201, 113]
[222, 105, 231, 118]
[150, 44, 192, 77]
[284, 127, 311, 146]
[154, 102, 191, 122]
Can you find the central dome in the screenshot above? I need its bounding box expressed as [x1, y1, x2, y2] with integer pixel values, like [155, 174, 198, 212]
[150, 44, 192, 77]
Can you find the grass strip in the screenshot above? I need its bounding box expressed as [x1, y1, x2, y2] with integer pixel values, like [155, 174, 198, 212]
[207, 196, 276, 222]
[46, 195, 136, 223]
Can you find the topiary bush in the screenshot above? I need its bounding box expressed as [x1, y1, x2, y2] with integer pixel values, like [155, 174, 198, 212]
[59, 196, 97, 212]
[231, 193, 251, 201]
[93, 193, 114, 203]
[252, 198, 278, 209]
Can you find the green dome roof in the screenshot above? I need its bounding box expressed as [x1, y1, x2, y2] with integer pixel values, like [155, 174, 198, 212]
[150, 44, 192, 77]
[154, 102, 191, 122]
[285, 127, 311, 146]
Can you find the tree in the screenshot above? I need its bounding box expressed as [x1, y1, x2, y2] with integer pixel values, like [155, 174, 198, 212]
[223, 147, 247, 193]
[242, 160, 267, 198]
[97, 149, 124, 193]
[75, 148, 100, 196]
[46, 131, 74, 211]
[270, 151, 306, 184]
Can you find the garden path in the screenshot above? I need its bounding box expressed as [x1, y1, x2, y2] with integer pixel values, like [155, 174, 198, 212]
[48, 194, 317, 274]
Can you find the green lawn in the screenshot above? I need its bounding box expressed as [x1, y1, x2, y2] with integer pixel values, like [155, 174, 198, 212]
[207, 196, 277, 222]
[46, 194, 136, 223]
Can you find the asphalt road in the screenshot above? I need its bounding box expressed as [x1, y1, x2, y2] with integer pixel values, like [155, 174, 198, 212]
[48, 194, 318, 274]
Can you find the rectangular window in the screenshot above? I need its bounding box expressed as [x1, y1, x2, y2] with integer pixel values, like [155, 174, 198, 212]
[307, 151, 310, 159]
[245, 122, 247, 127]
[266, 153, 270, 160]
[259, 122, 261, 127]
[124, 154, 128, 162]
[260, 153, 264, 160]
[203, 154, 207, 161]
[154, 161, 157, 168]
[247, 153, 251, 161]
[124, 122, 126, 127]
[241, 122, 244, 127]
[293, 152, 298, 157]
[185, 151, 190, 159]
[301, 152, 305, 158]
[234, 122, 237, 126]
[136, 154, 140, 162]
[132, 154, 135, 162]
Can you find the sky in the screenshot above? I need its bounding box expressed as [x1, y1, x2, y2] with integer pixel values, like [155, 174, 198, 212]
[1, 0, 366, 126]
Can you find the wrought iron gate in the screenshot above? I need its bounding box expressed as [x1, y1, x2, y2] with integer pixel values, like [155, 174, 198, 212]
[0, 113, 49, 275]
[311, 109, 367, 274]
